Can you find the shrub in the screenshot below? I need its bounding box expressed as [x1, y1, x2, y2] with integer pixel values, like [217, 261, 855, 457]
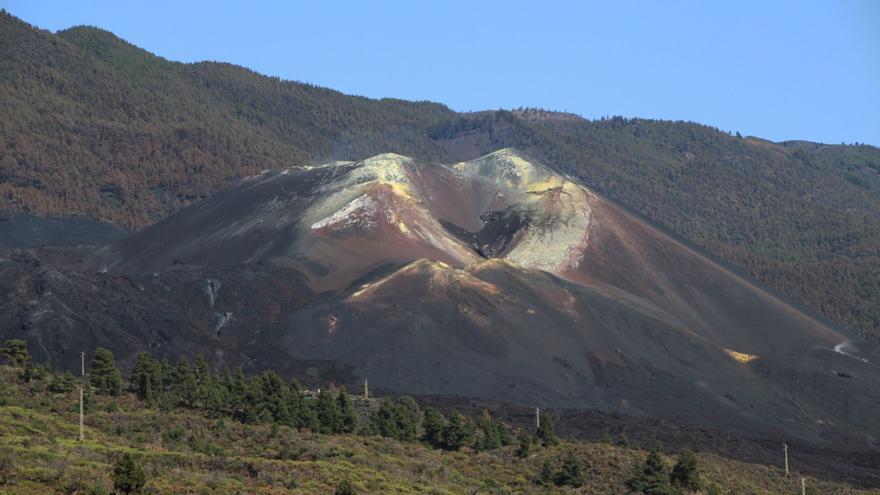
[112, 453, 146, 494]
[1, 339, 31, 367]
[334, 479, 356, 495]
[670, 449, 701, 491]
[627, 450, 681, 495]
[555, 452, 584, 487]
[536, 411, 558, 446]
[515, 429, 531, 459]
[48, 372, 76, 393]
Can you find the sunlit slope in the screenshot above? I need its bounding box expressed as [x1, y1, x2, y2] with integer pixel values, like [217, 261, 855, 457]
[91, 150, 880, 445]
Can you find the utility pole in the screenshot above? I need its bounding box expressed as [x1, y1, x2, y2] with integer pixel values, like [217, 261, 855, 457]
[79, 350, 86, 442]
[784, 442, 789, 476]
[79, 387, 84, 442]
[535, 407, 540, 430]
[363, 379, 368, 400]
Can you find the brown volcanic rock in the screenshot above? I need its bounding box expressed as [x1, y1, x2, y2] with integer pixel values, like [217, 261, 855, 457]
[8, 149, 880, 448]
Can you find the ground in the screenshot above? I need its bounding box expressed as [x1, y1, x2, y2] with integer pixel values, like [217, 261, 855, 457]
[0, 366, 873, 495]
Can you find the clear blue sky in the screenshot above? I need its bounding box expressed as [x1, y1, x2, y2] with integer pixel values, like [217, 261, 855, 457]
[5, 0, 879, 145]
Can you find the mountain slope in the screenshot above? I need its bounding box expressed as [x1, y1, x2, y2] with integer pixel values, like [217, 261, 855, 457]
[46, 150, 866, 448]
[2, 11, 879, 339]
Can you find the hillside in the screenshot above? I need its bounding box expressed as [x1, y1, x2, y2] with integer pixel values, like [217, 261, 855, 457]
[0, 357, 874, 494]
[1, 12, 878, 339]
[6, 150, 880, 458]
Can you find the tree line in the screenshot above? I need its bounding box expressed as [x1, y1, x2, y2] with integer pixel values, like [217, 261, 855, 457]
[2, 340, 547, 453]
[2, 339, 704, 493]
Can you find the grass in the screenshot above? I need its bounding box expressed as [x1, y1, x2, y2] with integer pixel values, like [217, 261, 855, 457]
[0, 366, 876, 494]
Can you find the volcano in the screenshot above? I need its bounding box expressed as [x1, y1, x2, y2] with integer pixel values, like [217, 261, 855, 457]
[8, 149, 879, 446]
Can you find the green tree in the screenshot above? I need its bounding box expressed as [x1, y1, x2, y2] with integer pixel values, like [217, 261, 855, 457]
[20, 362, 47, 383]
[285, 380, 305, 427]
[422, 407, 447, 448]
[515, 429, 531, 459]
[670, 449, 701, 491]
[554, 452, 584, 487]
[442, 411, 475, 450]
[48, 371, 76, 393]
[337, 388, 358, 433]
[204, 378, 228, 418]
[242, 376, 264, 424]
[627, 450, 680, 495]
[299, 399, 320, 432]
[130, 352, 160, 403]
[172, 356, 196, 407]
[536, 411, 559, 446]
[478, 409, 511, 450]
[372, 398, 399, 439]
[393, 396, 421, 442]
[316, 388, 341, 433]
[192, 355, 213, 409]
[90, 347, 121, 396]
[1, 339, 31, 367]
[260, 371, 287, 423]
[112, 453, 146, 494]
[538, 459, 554, 486]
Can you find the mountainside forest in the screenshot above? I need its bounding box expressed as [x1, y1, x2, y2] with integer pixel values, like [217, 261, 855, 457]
[1, 11, 879, 339]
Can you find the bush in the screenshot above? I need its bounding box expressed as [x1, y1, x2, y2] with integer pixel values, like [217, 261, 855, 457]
[48, 372, 76, 393]
[554, 452, 584, 487]
[627, 450, 681, 495]
[112, 453, 146, 494]
[334, 479, 356, 495]
[536, 411, 558, 446]
[515, 429, 531, 459]
[1, 339, 31, 367]
[670, 449, 701, 491]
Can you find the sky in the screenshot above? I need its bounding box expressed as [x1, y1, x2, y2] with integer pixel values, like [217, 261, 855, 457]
[5, 0, 879, 145]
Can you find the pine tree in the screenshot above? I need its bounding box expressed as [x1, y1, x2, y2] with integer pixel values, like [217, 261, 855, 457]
[48, 371, 76, 393]
[478, 410, 502, 451]
[670, 449, 701, 491]
[538, 459, 554, 486]
[316, 388, 341, 433]
[90, 347, 122, 396]
[1, 339, 31, 367]
[172, 356, 196, 407]
[192, 355, 212, 409]
[242, 376, 264, 424]
[204, 378, 228, 417]
[554, 452, 584, 487]
[515, 429, 531, 459]
[536, 411, 559, 446]
[285, 380, 305, 427]
[442, 411, 475, 450]
[300, 399, 320, 432]
[130, 352, 157, 402]
[260, 371, 286, 422]
[422, 407, 446, 448]
[627, 450, 679, 495]
[372, 398, 399, 439]
[393, 396, 421, 442]
[336, 388, 358, 433]
[112, 453, 146, 494]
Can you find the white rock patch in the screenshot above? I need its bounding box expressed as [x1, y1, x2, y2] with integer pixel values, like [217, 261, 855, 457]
[310, 194, 378, 231]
